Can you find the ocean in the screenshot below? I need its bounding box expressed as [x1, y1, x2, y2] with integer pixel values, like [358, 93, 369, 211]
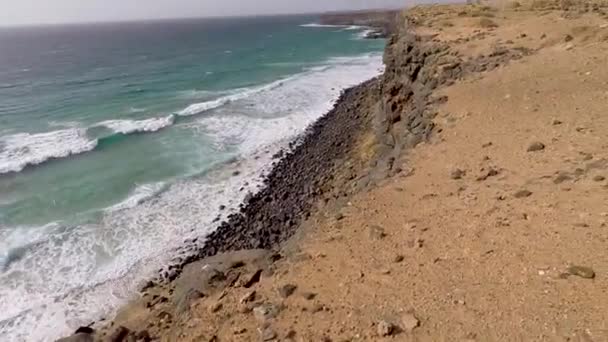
[0, 16, 384, 341]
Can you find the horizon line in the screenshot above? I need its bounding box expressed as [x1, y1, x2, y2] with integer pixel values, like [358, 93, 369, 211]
[0, 6, 403, 29]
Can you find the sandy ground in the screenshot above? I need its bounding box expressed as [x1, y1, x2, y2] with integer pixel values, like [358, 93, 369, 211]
[78, 3, 608, 342]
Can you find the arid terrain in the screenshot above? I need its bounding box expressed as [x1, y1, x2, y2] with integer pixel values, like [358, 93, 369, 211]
[60, 1, 608, 341]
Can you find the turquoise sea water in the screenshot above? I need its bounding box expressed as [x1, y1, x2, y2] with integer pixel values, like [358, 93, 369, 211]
[0, 16, 384, 341]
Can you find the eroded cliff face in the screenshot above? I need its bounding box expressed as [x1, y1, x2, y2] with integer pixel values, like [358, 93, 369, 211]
[370, 14, 529, 174]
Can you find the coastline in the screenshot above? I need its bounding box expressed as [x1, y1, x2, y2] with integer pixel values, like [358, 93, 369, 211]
[59, 4, 527, 341]
[59, 2, 608, 341]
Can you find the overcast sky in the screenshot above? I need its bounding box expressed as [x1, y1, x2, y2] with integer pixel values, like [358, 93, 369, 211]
[0, 0, 421, 26]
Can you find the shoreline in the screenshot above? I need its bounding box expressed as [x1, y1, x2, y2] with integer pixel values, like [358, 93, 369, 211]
[55, 2, 608, 341]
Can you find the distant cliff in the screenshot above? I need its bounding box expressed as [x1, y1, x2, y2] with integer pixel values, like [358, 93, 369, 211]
[319, 10, 400, 37]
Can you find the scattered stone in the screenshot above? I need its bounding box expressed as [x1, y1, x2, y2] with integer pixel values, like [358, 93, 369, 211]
[253, 303, 281, 322]
[233, 328, 247, 335]
[176, 288, 204, 314]
[285, 330, 297, 339]
[335, 213, 345, 221]
[482, 142, 493, 148]
[368, 225, 387, 240]
[394, 255, 405, 263]
[278, 284, 297, 298]
[74, 327, 94, 335]
[240, 290, 256, 304]
[108, 326, 130, 342]
[240, 269, 263, 288]
[554, 172, 572, 184]
[451, 168, 466, 180]
[377, 320, 395, 337]
[476, 168, 499, 181]
[567, 265, 596, 279]
[540, 33, 547, 39]
[56, 333, 94, 342]
[514, 190, 533, 198]
[134, 330, 151, 342]
[208, 301, 223, 313]
[259, 326, 277, 341]
[527, 141, 546, 152]
[401, 312, 421, 332]
[302, 292, 317, 300]
[593, 175, 606, 182]
[564, 34, 574, 42]
[552, 119, 562, 125]
[311, 304, 324, 313]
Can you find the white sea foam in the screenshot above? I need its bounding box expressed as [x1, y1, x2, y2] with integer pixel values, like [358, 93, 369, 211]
[176, 77, 293, 117]
[201, 53, 384, 153]
[300, 23, 349, 28]
[107, 182, 168, 212]
[355, 29, 376, 40]
[0, 129, 98, 175]
[128, 107, 147, 113]
[97, 115, 175, 135]
[0, 52, 385, 342]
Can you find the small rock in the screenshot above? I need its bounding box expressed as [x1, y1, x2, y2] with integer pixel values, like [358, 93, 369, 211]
[259, 326, 277, 341]
[514, 190, 533, 198]
[302, 292, 316, 300]
[476, 168, 499, 181]
[567, 265, 596, 279]
[285, 330, 297, 339]
[377, 320, 395, 337]
[253, 303, 281, 321]
[335, 213, 345, 221]
[368, 225, 386, 240]
[401, 312, 420, 332]
[527, 142, 545, 152]
[540, 33, 547, 39]
[240, 290, 256, 304]
[311, 304, 324, 313]
[74, 327, 94, 335]
[554, 172, 572, 184]
[593, 175, 606, 182]
[278, 284, 297, 298]
[240, 269, 263, 288]
[552, 119, 562, 125]
[233, 327, 247, 335]
[564, 34, 574, 42]
[56, 333, 94, 342]
[394, 255, 405, 263]
[450, 168, 466, 180]
[108, 326, 130, 342]
[208, 302, 223, 313]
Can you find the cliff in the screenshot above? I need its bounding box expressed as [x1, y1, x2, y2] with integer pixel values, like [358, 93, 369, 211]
[58, 2, 608, 341]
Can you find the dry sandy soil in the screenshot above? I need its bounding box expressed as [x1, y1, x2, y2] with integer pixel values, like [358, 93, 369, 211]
[79, 2, 608, 342]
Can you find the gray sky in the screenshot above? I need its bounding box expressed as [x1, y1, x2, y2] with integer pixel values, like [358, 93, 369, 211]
[0, 0, 418, 26]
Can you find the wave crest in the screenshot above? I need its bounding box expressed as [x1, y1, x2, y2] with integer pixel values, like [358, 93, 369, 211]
[0, 129, 98, 175]
[97, 115, 175, 135]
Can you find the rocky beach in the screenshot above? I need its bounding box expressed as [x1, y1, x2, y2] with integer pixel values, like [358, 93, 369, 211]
[59, 1, 608, 341]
